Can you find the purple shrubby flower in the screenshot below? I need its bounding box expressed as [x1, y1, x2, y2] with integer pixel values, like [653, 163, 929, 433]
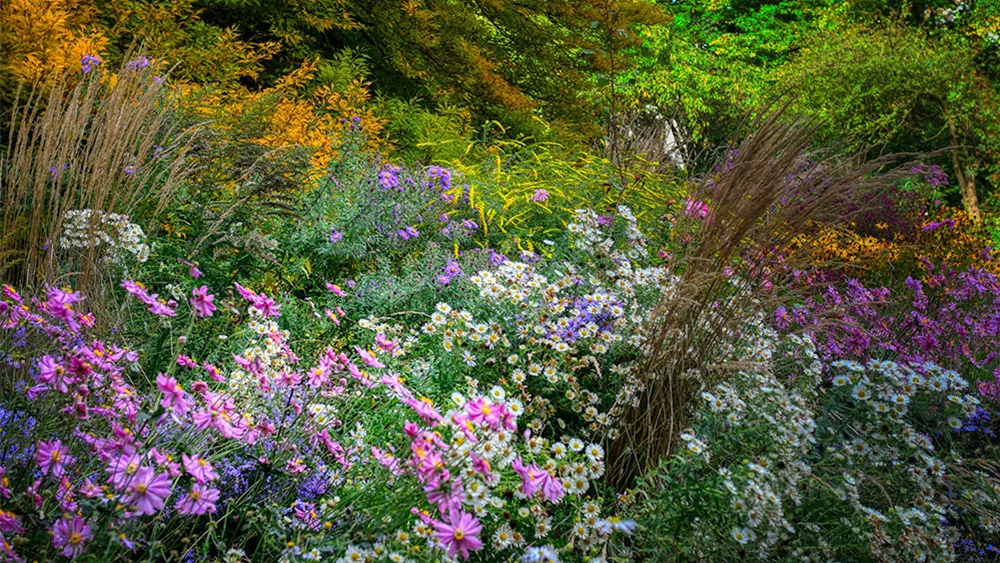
[910, 163, 949, 188]
[397, 226, 419, 241]
[460, 219, 478, 234]
[427, 166, 452, 190]
[378, 165, 401, 191]
[126, 57, 151, 70]
[329, 229, 344, 243]
[437, 259, 464, 285]
[81, 55, 102, 74]
[532, 189, 549, 202]
[487, 249, 507, 267]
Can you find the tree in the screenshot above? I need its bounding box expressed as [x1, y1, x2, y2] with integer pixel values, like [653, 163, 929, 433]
[92, 0, 665, 138]
[777, 21, 999, 223]
[617, 0, 828, 168]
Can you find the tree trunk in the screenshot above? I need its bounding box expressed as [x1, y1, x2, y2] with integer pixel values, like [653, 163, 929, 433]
[947, 118, 982, 226]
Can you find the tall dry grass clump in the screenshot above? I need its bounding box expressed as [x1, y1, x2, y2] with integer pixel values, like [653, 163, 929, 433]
[0, 57, 196, 292]
[606, 107, 911, 488]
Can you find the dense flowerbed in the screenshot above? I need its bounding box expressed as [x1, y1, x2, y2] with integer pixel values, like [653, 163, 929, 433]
[1, 60, 999, 563]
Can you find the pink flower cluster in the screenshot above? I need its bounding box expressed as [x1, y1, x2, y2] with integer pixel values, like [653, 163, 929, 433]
[234, 282, 281, 317]
[121, 280, 178, 316]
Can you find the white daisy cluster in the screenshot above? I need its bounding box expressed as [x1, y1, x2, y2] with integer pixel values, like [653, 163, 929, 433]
[60, 208, 150, 264]
[228, 317, 291, 396]
[567, 205, 646, 260]
[673, 333, 1000, 561]
[429, 250, 670, 436]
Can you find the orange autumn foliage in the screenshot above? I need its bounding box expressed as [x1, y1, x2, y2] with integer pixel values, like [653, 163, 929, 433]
[794, 208, 999, 276]
[0, 0, 108, 82]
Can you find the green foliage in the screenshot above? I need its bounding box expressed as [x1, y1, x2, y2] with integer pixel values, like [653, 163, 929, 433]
[91, 0, 666, 139]
[618, 0, 825, 163]
[376, 97, 473, 163]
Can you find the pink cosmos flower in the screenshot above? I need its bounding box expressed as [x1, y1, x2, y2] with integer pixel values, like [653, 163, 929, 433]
[43, 285, 85, 331]
[121, 280, 177, 316]
[325, 282, 345, 296]
[122, 467, 172, 516]
[347, 362, 375, 387]
[178, 258, 202, 278]
[277, 371, 302, 387]
[149, 448, 182, 477]
[189, 286, 216, 317]
[449, 412, 479, 443]
[156, 373, 192, 415]
[354, 346, 385, 368]
[510, 457, 561, 500]
[307, 366, 330, 388]
[250, 293, 280, 317]
[233, 354, 265, 377]
[106, 453, 144, 490]
[375, 333, 397, 353]
[403, 421, 421, 438]
[432, 508, 483, 559]
[496, 404, 518, 431]
[0, 509, 24, 534]
[403, 397, 443, 424]
[537, 468, 566, 502]
[233, 282, 257, 300]
[372, 446, 403, 475]
[532, 189, 550, 202]
[191, 393, 244, 439]
[35, 440, 72, 477]
[469, 452, 492, 479]
[2, 284, 20, 301]
[182, 454, 218, 484]
[176, 354, 197, 369]
[52, 514, 91, 558]
[175, 484, 219, 516]
[325, 309, 341, 325]
[313, 431, 349, 467]
[379, 372, 410, 397]
[203, 363, 224, 382]
[36, 355, 69, 393]
[286, 458, 307, 474]
[465, 398, 500, 427]
[511, 457, 538, 497]
[424, 480, 463, 514]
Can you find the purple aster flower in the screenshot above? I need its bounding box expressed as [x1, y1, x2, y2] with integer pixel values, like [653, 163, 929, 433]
[80, 54, 102, 74]
[126, 56, 151, 70]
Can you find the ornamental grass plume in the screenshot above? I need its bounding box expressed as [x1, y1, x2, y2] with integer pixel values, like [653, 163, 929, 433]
[606, 104, 913, 488]
[0, 53, 197, 294]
